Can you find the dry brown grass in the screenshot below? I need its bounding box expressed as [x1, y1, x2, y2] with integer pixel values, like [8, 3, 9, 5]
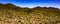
[0, 3, 60, 24]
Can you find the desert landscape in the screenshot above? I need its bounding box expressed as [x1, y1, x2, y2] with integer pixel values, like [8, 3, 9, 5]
[0, 3, 60, 24]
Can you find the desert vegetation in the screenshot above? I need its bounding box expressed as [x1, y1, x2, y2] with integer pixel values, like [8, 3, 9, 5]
[0, 3, 60, 24]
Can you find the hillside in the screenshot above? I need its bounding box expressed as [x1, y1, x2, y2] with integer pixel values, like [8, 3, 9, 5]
[0, 3, 60, 24]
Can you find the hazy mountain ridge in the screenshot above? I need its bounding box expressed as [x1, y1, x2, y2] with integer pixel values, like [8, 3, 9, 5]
[0, 3, 60, 24]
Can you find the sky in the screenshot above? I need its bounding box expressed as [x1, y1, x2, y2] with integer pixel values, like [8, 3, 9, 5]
[0, 0, 60, 8]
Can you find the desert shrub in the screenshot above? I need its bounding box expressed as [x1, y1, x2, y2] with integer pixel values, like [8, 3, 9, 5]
[55, 14, 60, 16]
[55, 21, 60, 24]
[27, 9, 33, 13]
[5, 12, 13, 18]
[0, 18, 2, 21]
[42, 12, 49, 16]
[6, 20, 11, 23]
